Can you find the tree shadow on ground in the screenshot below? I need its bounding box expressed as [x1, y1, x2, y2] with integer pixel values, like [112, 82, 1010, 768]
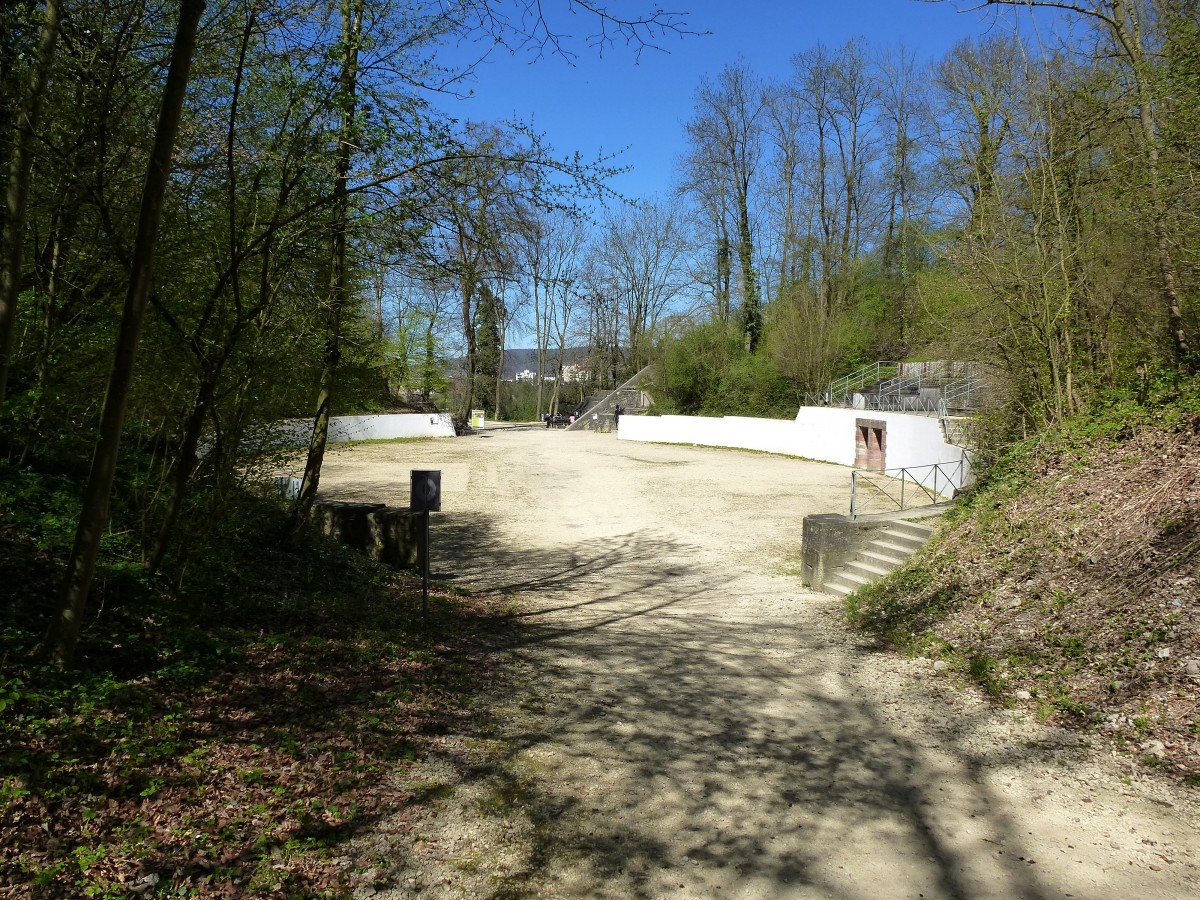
[366, 512, 1073, 900]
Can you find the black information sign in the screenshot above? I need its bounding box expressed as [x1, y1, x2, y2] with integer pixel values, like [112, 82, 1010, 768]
[410, 470, 441, 512]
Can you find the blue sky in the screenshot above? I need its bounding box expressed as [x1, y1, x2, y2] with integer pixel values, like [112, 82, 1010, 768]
[437, 1, 1054, 199]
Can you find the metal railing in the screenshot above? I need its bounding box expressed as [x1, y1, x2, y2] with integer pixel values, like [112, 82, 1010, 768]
[857, 393, 941, 415]
[941, 375, 988, 411]
[828, 361, 900, 405]
[850, 456, 974, 519]
[873, 371, 923, 396]
[827, 361, 991, 413]
[565, 366, 653, 431]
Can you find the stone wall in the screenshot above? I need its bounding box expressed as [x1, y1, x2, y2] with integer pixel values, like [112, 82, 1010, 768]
[802, 508, 945, 591]
[313, 500, 425, 570]
[801, 512, 896, 591]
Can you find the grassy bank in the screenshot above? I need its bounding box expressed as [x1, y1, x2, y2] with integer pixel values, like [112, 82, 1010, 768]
[847, 382, 1200, 783]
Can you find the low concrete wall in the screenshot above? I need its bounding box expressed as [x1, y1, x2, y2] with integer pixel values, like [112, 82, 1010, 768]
[253, 413, 454, 451]
[620, 407, 971, 493]
[801, 511, 900, 591]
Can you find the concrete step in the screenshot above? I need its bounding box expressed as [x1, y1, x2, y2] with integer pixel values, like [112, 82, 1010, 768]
[825, 568, 874, 594]
[821, 517, 939, 598]
[857, 549, 906, 571]
[844, 558, 895, 580]
[887, 520, 935, 542]
[823, 579, 855, 597]
[873, 534, 926, 556]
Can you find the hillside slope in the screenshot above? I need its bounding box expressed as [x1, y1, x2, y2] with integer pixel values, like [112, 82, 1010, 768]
[849, 398, 1200, 781]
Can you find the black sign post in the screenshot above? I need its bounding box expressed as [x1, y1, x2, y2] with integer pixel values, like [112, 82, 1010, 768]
[410, 470, 441, 615]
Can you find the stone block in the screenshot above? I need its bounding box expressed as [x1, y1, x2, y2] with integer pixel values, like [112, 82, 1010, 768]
[313, 500, 424, 571]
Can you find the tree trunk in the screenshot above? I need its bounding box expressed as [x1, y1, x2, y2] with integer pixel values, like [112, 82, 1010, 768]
[495, 327, 505, 419]
[422, 314, 436, 402]
[458, 276, 477, 424]
[143, 377, 215, 577]
[41, 0, 206, 668]
[0, 0, 61, 403]
[715, 223, 731, 322]
[289, 0, 362, 541]
[736, 185, 760, 350]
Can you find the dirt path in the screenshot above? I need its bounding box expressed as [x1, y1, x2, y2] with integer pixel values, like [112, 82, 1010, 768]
[313, 427, 1199, 899]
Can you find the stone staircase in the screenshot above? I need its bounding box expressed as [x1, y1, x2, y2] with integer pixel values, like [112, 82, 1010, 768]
[940, 415, 974, 448]
[566, 366, 653, 432]
[822, 518, 936, 597]
[827, 360, 989, 423]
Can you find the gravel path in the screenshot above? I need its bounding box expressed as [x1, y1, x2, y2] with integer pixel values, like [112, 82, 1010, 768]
[314, 426, 1199, 899]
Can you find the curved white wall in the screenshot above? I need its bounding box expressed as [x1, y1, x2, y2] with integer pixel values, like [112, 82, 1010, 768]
[258, 413, 455, 450]
[619, 407, 972, 493]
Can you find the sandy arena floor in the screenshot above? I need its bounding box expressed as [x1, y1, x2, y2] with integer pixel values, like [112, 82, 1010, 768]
[309, 425, 1199, 900]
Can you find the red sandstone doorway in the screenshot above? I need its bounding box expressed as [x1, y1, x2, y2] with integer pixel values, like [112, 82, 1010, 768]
[855, 418, 886, 471]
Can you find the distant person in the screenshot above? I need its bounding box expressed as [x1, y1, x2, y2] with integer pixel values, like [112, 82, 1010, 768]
[614, 405, 623, 428]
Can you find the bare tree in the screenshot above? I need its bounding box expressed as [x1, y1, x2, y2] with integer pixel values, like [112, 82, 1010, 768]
[517, 207, 587, 416]
[426, 126, 534, 424]
[683, 60, 767, 349]
[827, 39, 882, 266]
[596, 198, 692, 372]
[763, 77, 809, 295]
[878, 43, 931, 350]
[934, 36, 1021, 241]
[787, 41, 883, 317]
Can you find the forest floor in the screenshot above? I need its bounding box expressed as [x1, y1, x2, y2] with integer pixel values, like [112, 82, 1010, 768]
[310, 426, 1200, 900]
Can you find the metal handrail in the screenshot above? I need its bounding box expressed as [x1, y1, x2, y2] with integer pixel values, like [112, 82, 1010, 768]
[850, 455, 974, 519]
[828, 361, 900, 400]
[826, 361, 991, 414]
[941, 375, 987, 410]
[858, 394, 941, 415]
[565, 365, 653, 431]
[873, 371, 923, 395]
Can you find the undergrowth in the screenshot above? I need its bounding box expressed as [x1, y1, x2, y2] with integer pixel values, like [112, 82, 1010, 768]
[1, 467, 514, 898]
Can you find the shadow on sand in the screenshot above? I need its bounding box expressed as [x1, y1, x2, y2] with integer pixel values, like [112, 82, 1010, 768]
[368, 510, 1072, 900]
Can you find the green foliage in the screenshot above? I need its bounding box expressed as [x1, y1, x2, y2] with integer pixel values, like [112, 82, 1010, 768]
[0, 458, 157, 647]
[840, 375, 1200, 781]
[473, 285, 504, 414]
[966, 368, 1200, 484]
[711, 351, 795, 417]
[656, 321, 740, 414]
[389, 312, 451, 404]
[0, 677, 20, 713]
[491, 380, 545, 422]
[905, 265, 979, 352]
[0, 460, 82, 556]
[839, 270, 899, 364]
[654, 320, 799, 418]
[968, 654, 1005, 698]
[844, 562, 962, 648]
